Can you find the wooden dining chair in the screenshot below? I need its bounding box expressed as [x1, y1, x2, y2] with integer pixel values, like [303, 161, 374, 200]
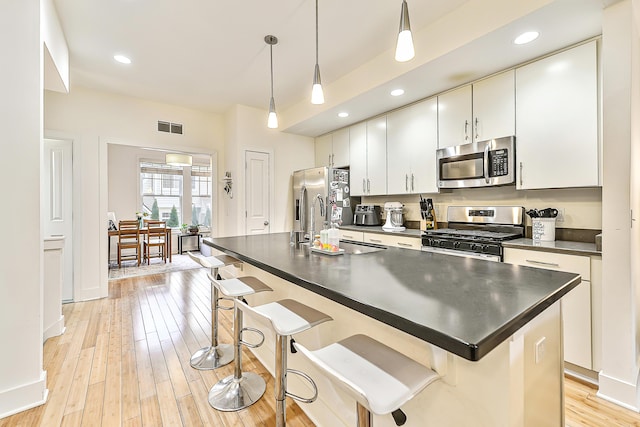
[117, 220, 141, 268]
[143, 220, 167, 265]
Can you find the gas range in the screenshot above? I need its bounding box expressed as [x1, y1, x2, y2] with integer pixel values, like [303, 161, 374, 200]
[421, 206, 525, 261]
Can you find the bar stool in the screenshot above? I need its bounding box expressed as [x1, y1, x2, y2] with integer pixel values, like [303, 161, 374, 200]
[294, 334, 440, 427]
[207, 273, 273, 411]
[187, 251, 242, 370]
[236, 298, 333, 426]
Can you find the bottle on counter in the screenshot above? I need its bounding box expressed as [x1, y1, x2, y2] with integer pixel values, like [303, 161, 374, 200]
[320, 228, 329, 250]
[327, 223, 340, 252]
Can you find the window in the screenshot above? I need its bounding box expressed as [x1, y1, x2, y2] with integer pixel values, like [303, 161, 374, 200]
[140, 162, 183, 227]
[191, 165, 212, 227]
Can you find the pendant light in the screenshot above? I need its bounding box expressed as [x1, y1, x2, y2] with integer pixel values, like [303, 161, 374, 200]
[311, 0, 324, 104]
[265, 35, 279, 129]
[395, 0, 415, 62]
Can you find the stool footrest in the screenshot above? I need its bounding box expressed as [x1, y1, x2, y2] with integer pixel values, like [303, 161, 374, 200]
[285, 368, 318, 404]
[239, 327, 265, 349]
[217, 296, 234, 311]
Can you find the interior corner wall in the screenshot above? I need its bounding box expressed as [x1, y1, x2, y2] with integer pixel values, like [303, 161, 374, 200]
[44, 87, 223, 302]
[0, 0, 48, 418]
[222, 105, 315, 237]
[41, 0, 68, 92]
[599, 0, 639, 410]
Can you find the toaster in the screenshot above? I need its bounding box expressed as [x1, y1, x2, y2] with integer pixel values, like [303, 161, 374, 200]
[353, 204, 382, 226]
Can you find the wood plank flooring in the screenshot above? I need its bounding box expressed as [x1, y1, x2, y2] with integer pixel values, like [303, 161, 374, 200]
[1, 268, 640, 426]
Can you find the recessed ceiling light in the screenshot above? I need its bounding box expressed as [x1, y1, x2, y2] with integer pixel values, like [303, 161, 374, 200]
[337, 112, 349, 118]
[514, 31, 539, 45]
[390, 89, 405, 97]
[114, 54, 131, 64]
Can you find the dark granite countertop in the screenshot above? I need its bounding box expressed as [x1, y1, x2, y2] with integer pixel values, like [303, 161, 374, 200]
[503, 238, 601, 257]
[203, 233, 580, 362]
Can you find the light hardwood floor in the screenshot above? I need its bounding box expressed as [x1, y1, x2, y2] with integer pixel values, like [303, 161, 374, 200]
[1, 268, 640, 426]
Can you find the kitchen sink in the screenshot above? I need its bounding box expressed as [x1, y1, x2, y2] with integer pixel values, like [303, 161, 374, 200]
[339, 241, 387, 255]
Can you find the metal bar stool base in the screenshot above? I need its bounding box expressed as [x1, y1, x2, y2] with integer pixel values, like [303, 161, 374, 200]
[190, 344, 234, 370]
[208, 372, 266, 411]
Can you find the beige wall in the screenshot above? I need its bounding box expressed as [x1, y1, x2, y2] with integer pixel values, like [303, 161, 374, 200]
[365, 187, 602, 230]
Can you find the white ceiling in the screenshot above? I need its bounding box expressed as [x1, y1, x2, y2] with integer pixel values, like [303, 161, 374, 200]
[52, 0, 608, 137]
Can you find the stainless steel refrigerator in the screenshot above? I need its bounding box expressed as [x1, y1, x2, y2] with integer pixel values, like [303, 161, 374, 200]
[293, 167, 354, 239]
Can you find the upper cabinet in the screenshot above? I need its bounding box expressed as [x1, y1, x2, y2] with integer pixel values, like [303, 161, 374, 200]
[515, 41, 599, 189]
[314, 128, 350, 168]
[438, 70, 515, 149]
[387, 98, 439, 194]
[350, 118, 387, 196]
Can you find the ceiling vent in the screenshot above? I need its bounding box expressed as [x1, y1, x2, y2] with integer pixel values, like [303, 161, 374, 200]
[157, 121, 183, 134]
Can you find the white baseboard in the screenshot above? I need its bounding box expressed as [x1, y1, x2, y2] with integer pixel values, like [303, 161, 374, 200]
[43, 315, 65, 342]
[0, 371, 48, 419]
[597, 372, 640, 412]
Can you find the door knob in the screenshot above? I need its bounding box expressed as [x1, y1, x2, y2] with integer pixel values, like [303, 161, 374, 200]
[264, 221, 269, 226]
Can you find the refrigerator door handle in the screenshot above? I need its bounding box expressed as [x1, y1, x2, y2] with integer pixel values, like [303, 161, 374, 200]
[300, 185, 307, 235]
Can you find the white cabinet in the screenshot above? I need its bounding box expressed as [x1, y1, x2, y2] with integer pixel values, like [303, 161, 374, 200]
[438, 70, 515, 149]
[503, 248, 592, 370]
[363, 232, 421, 250]
[515, 41, 599, 189]
[338, 229, 363, 242]
[314, 128, 350, 168]
[350, 117, 387, 196]
[387, 98, 439, 194]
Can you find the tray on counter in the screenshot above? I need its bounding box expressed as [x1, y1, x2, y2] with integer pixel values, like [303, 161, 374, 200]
[310, 247, 345, 256]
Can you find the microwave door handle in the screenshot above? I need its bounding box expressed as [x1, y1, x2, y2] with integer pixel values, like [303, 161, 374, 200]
[484, 143, 490, 184]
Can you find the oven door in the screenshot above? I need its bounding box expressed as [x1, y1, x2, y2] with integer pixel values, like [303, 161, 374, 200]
[421, 246, 501, 262]
[437, 136, 515, 188]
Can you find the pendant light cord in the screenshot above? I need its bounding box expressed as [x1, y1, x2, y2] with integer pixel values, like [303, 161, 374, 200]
[315, 0, 319, 65]
[270, 43, 274, 98]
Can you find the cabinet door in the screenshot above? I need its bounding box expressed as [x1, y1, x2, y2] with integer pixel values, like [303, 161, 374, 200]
[503, 248, 592, 369]
[349, 122, 367, 196]
[437, 85, 472, 148]
[472, 70, 515, 142]
[387, 98, 438, 194]
[366, 116, 387, 195]
[315, 134, 332, 167]
[516, 41, 599, 189]
[332, 128, 350, 168]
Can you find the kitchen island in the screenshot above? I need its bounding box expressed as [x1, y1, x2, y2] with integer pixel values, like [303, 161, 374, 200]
[203, 233, 580, 427]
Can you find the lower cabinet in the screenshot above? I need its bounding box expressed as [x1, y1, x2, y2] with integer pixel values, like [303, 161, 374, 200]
[363, 232, 421, 250]
[503, 248, 594, 370]
[338, 229, 364, 242]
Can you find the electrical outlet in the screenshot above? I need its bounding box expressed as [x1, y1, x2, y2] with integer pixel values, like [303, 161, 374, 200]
[556, 208, 565, 223]
[535, 337, 546, 364]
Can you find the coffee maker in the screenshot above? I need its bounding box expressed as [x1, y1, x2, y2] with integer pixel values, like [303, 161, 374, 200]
[382, 202, 405, 232]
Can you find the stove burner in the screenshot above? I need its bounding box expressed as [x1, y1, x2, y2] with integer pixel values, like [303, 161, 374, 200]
[423, 228, 522, 242]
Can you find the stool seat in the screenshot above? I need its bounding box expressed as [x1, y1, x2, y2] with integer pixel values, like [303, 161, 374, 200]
[214, 276, 273, 298]
[295, 334, 439, 418]
[189, 252, 241, 270]
[241, 298, 333, 336]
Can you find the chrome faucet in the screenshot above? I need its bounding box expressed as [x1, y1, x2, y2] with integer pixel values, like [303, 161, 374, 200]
[310, 193, 325, 244]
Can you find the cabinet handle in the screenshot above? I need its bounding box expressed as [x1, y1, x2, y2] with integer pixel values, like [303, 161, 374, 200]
[405, 174, 409, 192]
[397, 242, 412, 247]
[411, 174, 415, 192]
[464, 120, 469, 141]
[474, 117, 479, 140]
[328, 154, 331, 166]
[332, 153, 335, 166]
[363, 178, 366, 193]
[343, 234, 354, 239]
[367, 179, 370, 193]
[519, 162, 523, 187]
[369, 238, 382, 243]
[525, 259, 560, 267]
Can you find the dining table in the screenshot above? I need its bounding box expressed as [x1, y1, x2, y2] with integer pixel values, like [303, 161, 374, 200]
[108, 227, 173, 264]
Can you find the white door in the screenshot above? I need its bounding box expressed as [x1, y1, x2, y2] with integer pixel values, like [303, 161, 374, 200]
[348, 122, 367, 196]
[245, 150, 270, 235]
[44, 139, 73, 302]
[437, 84, 472, 148]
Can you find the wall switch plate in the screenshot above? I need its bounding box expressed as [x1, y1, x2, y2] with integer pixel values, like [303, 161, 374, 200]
[535, 337, 546, 364]
[556, 208, 565, 223]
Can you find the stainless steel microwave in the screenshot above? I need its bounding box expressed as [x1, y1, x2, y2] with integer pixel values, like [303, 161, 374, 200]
[437, 136, 515, 189]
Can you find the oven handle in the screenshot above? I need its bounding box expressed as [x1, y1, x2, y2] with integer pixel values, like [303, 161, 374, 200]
[483, 142, 490, 184]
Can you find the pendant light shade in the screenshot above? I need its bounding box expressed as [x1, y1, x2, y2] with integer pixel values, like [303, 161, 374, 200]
[265, 35, 279, 129]
[166, 153, 192, 167]
[395, 0, 415, 62]
[311, 0, 325, 104]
